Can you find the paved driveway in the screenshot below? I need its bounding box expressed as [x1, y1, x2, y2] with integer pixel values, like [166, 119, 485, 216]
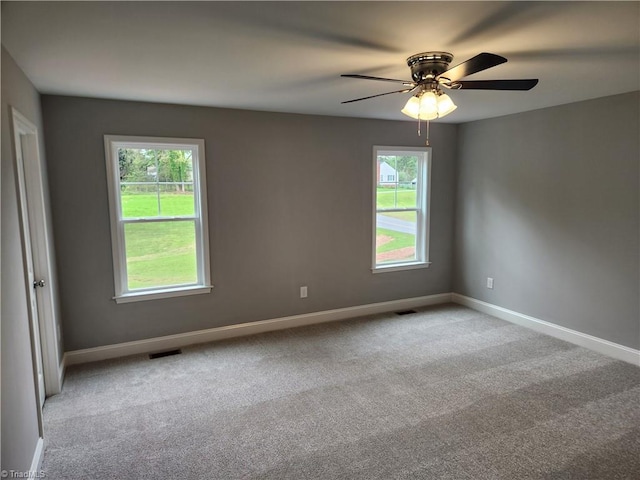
[376, 214, 416, 234]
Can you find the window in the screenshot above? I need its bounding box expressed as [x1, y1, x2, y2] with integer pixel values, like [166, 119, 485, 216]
[104, 135, 211, 303]
[373, 146, 431, 272]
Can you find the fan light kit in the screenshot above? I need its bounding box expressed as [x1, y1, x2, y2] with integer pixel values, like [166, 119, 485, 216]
[341, 51, 538, 144]
[401, 91, 457, 120]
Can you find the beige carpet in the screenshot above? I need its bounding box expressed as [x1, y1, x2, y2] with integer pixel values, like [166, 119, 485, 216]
[42, 304, 640, 479]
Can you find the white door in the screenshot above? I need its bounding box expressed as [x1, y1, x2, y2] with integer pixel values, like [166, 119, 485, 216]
[12, 109, 50, 406]
[21, 163, 47, 407]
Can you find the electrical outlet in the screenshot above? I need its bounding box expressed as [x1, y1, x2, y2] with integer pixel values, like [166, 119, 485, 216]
[487, 277, 494, 289]
[300, 286, 308, 298]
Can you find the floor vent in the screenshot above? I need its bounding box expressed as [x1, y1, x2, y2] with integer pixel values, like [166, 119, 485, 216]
[395, 309, 417, 316]
[149, 349, 182, 359]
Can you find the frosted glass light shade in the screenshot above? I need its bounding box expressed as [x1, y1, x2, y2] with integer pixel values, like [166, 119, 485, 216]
[401, 91, 456, 120]
[436, 93, 457, 117]
[419, 92, 439, 119]
[401, 93, 439, 120]
[401, 96, 421, 118]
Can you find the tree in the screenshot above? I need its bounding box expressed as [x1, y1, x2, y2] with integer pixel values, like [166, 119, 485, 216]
[119, 148, 193, 194]
[119, 148, 156, 194]
[396, 156, 418, 184]
[157, 149, 192, 192]
[379, 155, 418, 185]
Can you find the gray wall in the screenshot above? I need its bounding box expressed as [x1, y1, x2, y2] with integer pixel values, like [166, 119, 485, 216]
[1, 46, 42, 472]
[41, 96, 457, 351]
[454, 92, 640, 349]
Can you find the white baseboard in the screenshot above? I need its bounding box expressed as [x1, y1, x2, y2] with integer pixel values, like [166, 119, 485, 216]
[452, 293, 640, 366]
[64, 291, 638, 367]
[64, 293, 452, 366]
[30, 437, 44, 474]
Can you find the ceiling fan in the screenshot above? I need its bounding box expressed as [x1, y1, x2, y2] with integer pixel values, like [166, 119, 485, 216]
[341, 52, 538, 120]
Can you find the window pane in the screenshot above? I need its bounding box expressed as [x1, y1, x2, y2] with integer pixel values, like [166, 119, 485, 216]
[376, 156, 396, 208]
[119, 148, 195, 218]
[157, 183, 195, 216]
[157, 149, 195, 216]
[124, 221, 197, 290]
[375, 210, 417, 264]
[119, 148, 160, 217]
[376, 155, 418, 209]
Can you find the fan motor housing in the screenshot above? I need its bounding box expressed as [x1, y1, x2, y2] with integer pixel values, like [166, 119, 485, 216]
[407, 51, 453, 82]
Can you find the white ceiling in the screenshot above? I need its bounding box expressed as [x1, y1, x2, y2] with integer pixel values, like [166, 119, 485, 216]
[2, 1, 639, 123]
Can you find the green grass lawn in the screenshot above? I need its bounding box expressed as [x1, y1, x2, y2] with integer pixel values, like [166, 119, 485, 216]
[125, 221, 197, 290]
[121, 192, 195, 217]
[122, 193, 197, 289]
[376, 227, 416, 264]
[376, 187, 416, 209]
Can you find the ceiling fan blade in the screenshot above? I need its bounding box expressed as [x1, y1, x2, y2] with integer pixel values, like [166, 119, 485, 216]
[452, 79, 539, 90]
[341, 88, 414, 104]
[341, 74, 414, 86]
[438, 53, 507, 82]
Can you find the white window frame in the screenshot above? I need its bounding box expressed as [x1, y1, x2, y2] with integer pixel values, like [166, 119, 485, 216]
[104, 135, 212, 303]
[372, 146, 432, 273]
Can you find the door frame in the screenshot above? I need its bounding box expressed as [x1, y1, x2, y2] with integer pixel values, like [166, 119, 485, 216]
[11, 107, 63, 397]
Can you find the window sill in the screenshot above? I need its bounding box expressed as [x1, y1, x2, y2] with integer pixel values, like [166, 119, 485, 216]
[113, 285, 213, 304]
[372, 262, 431, 274]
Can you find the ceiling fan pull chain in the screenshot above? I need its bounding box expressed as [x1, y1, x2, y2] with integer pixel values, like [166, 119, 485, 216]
[417, 115, 421, 136]
[425, 119, 430, 146]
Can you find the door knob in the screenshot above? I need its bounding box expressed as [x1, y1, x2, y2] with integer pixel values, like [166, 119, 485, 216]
[33, 279, 46, 288]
